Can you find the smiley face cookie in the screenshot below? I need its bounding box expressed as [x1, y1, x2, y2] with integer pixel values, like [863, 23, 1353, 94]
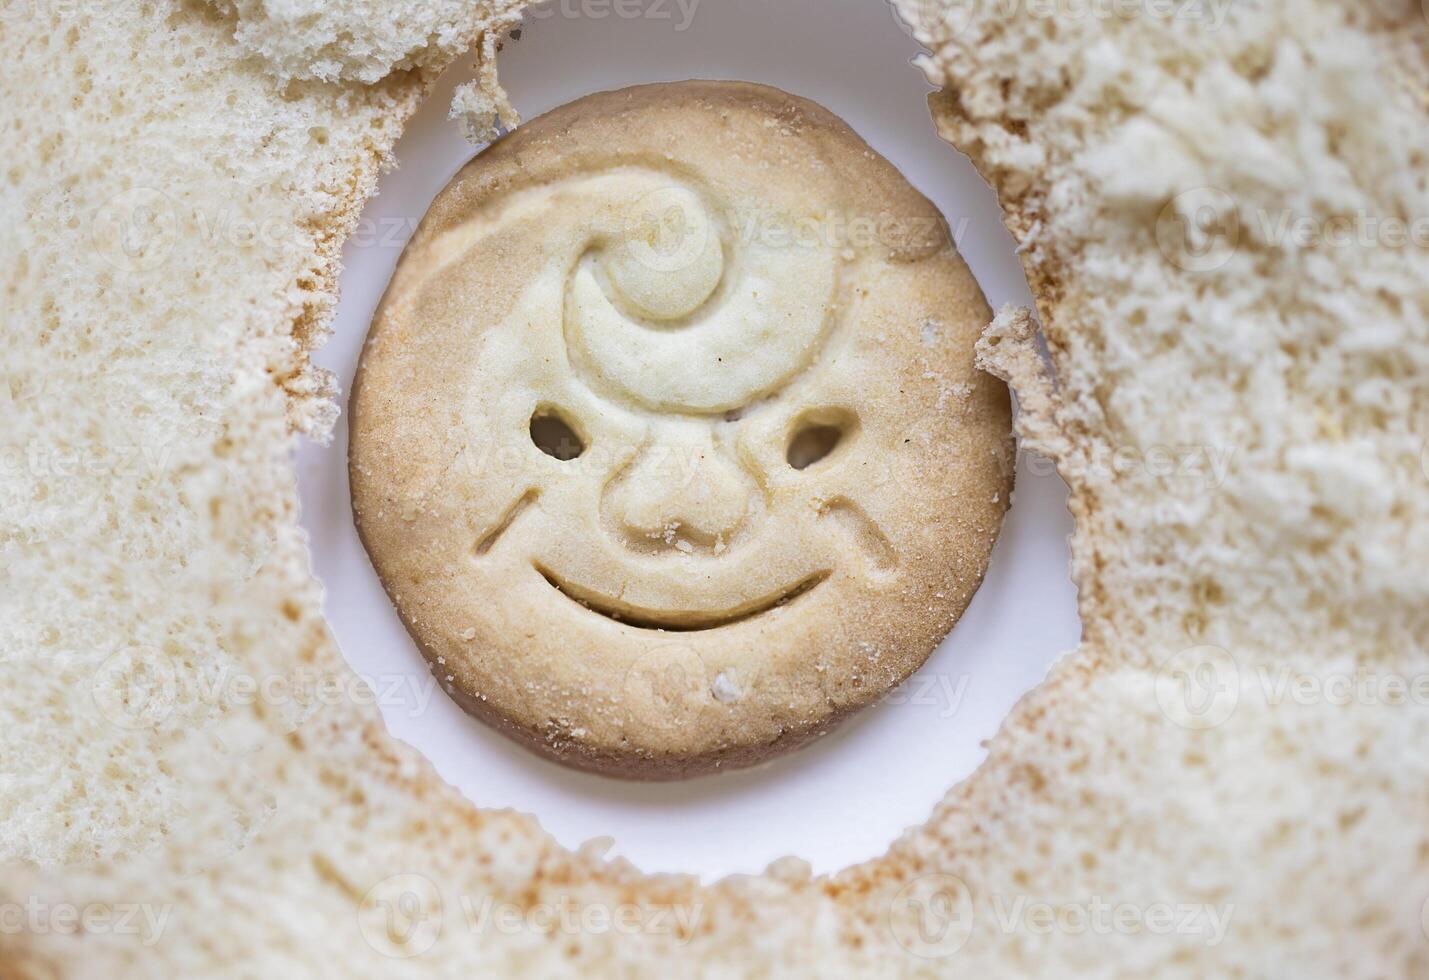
[349, 81, 1013, 779]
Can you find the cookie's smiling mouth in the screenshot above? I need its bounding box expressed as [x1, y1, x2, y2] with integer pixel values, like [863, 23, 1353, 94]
[536, 564, 828, 632]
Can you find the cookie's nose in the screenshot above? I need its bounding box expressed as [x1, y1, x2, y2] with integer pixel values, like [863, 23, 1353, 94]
[604, 430, 756, 552]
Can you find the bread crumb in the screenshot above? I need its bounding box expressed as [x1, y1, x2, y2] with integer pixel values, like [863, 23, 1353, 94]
[448, 31, 519, 144]
[711, 671, 741, 703]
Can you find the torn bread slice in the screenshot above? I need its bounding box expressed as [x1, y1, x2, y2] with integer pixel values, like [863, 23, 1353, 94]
[2, 0, 1428, 976]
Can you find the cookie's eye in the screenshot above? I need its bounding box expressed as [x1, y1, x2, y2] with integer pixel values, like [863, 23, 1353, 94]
[786, 409, 856, 470]
[530, 407, 586, 461]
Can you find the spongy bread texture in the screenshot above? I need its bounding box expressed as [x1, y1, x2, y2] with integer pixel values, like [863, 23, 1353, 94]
[2, 0, 1428, 978]
[0, 0, 509, 867]
[214, 0, 526, 83]
[0, 0, 423, 869]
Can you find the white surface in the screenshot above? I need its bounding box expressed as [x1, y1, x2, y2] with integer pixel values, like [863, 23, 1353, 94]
[296, 0, 1080, 881]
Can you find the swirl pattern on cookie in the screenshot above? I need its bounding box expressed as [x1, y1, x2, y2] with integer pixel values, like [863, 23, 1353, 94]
[350, 81, 1013, 779]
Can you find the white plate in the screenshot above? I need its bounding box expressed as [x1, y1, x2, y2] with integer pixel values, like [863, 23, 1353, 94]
[296, 0, 1079, 881]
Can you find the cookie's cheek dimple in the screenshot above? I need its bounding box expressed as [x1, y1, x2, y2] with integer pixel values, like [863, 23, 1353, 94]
[817, 497, 898, 576]
[472, 489, 539, 559]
